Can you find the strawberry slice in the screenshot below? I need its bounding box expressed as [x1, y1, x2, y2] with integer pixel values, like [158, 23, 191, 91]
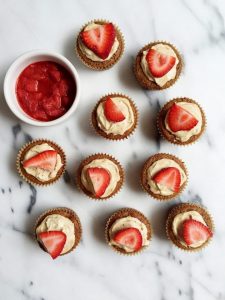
[81, 23, 116, 59]
[152, 167, 181, 193]
[146, 49, 176, 78]
[86, 167, 110, 197]
[113, 228, 142, 252]
[167, 103, 199, 132]
[183, 219, 213, 247]
[104, 97, 125, 122]
[38, 231, 66, 259]
[23, 150, 57, 171]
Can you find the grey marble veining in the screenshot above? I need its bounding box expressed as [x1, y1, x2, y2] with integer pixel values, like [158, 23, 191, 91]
[0, 0, 225, 299]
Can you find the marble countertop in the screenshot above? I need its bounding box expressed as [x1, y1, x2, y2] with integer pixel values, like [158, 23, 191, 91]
[1, 0, 225, 299]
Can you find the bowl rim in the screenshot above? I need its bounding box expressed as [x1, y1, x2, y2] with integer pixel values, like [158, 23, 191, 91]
[3, 49, 81, 127]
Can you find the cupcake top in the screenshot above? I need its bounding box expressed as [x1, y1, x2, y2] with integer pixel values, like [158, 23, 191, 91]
[147, 158, 187, 196]
[140, 43, 179, 87]
[165, 102, 203, 142]
[167, 204, 213, 250]
[22, 143, 63, 182]
[142, 153, 188, 200]
[78, 22, 119, 62]
[36, 214, 75, 255]
[172, 211, 211, 248]
[94, 95, 136, 137]
[108, 216, 150, 253]
[80, 157, 121, 198]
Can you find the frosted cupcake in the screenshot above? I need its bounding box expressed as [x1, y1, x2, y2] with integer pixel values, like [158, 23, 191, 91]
[76, 20, 124, 70]
[141, 153, 188, 201]
[105, 208, 152, 255]
[17, 139, 66, 186]
[35, 207, 82, 259]
[158, 98, 206, 145]
[166, 203, 214, 251]
[134, 41, 182, 90]
[76, 153, 124, 200]
[92, 93, 138, 140]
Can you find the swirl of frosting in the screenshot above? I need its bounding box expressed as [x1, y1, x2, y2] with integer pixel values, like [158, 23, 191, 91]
[141, 43, 179, 87]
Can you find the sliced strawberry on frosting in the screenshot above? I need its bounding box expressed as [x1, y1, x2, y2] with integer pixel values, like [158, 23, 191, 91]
[86, 167, 110, 197]
[104, 97, 125, 122]
[152, 167, 181, 193]
[23, 150, 57, 172]
[113, 227, 142, 252]
[81, 23, 116, 59]
[167, 103, 199, 132]
[182, 219, 213, 247]
[38, 231, 66, 259]
[146, 49, 176, 78]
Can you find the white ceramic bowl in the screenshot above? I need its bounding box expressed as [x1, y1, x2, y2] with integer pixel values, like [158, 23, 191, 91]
[4, 50, 80, 126]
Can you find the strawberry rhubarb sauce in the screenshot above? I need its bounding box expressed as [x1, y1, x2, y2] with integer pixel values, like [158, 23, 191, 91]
[16, 61, 76, 121]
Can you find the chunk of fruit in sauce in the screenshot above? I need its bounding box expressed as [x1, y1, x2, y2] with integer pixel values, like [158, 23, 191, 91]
[16, 61, 76, 121]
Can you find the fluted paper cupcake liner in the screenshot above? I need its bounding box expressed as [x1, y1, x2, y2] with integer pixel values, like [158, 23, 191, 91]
[76, 19, 125, 70]
[141, 153, 188, 201]
[157, 97, 207, 146]
[76, 153, 124, 200]
[91, 93, 139, 141]
[134, 40, 183, 90]
[166, 202, 214, 252]
[16, 139, 66, 186]
[35, 207, 82, 256]
[105, 207, 152, 256]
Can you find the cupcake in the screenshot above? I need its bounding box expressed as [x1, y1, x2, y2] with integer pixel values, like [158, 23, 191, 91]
[134, 41, 182, 90]
[91, 93, 138, 140]
[76, 153, 124, 200]
[35, 207, 82, 259]
[141, 153, 188, 201]
[17, 139, 66, 186]
[166, 203, 214, 251]
[105, 208, 152, 255]
[158, 98, 206, 145]
[76, 20, 124, 70]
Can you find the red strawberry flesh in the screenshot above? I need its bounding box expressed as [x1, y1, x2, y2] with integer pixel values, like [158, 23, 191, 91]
[104, 97, 125, 122]
[152, 167, 181, 193]
[167, 103, 199, 132]
[113, 227, 142, 252]
[86, 167, 110, 197]
[81, 23, 116, 59]
[182, 219, 213, 247]
[23, 150, 57, 172]
[38, 231, 66, 259]
[146, 48, 176, 78]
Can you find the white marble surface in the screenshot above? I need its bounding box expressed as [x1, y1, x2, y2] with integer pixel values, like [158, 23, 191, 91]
[0, 0, 225, 299]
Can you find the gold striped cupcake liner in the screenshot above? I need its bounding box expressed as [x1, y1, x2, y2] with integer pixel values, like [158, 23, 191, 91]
[165, 202, 214, 252]
[140, 153, 189, 201]
[75, 19, 125, 70]
[157, 97, 207, 146]
[105, 207, 152, 256]
[34, 207, 82, 256]
[133, 40, 183, 90]
[76, 153, 125, 201]
[16, 139, 66, 187]
[90, 93, 139, 141]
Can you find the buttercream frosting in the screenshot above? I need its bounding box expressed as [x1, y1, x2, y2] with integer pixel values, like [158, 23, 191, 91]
[109, 216, 150, 252]
[141, 43, 179, 87]
[23, 143, 63, 182]
[172, 210, 208, 248]
[97, 97, 135, 135]
[165, 102, 203, 142]
[78, 23, 119, 62]
[36, 214, 75, 254]
[81, 158, 120, 198]
[147, 158, 187, 196]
